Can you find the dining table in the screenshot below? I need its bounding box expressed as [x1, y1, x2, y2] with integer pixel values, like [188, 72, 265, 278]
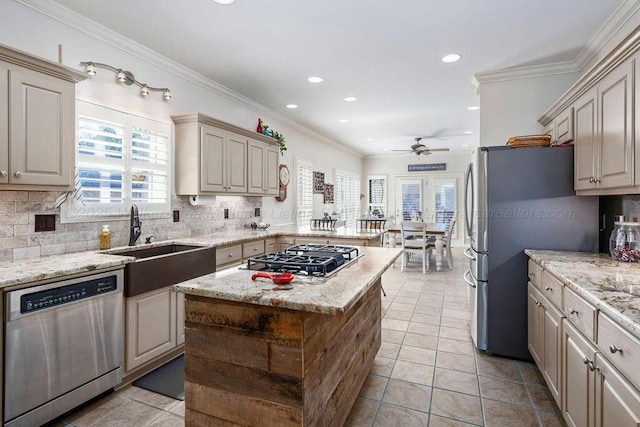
[386, 222, 448, 271]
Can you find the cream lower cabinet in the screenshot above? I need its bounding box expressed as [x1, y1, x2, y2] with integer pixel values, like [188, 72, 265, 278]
[594, 353, 640, 427]
[248, 138, 279, 195]
[126, 286, 183, 372]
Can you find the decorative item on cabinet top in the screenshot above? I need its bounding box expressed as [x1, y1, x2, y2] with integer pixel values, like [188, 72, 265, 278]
[256, 118, 286, 155]
[313, 171, 325, 194]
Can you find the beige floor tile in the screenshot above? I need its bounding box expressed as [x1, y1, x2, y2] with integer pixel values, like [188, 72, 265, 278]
[411, 313, 441, 325]
[115, 385, 146, 401]
[382, 328, 406, 344]
[416, 296, 443, 307]
[428, 414, 480, 426]
[168, 401, 185, 417]
[519, 362, 547, 386]
[147, 412, 185, 427]
[404, 332, 439, 350]
[441, 309, 469, 320]
[344, 397, 379, 427]
[537, 406, 568, 427]
[435, 352, 476, 374]
[389, 302, 417, 312]
[390, 360, 434, 386]
[360, 374, 389, 400]
[90, 401, 165, 427]
[433, 368, 479, 396]
[378, 341, 402, 359]
[414, 305, 443, 316]
[385, 309, 414, 321]
[528, 385, 558, 412]
[482, 399, 538, 427]
[371, 356, 396, 377]
[439, 326, 471, 342]
[394, 296, 420, 305]
[443, 303, 469, 311]
[398, 345, 437, 366]
[430, 389, 483, 426]
[382, 379, 431, 412]
[479, 377, 531, 407]
[476, 356, 521, 382]
[408, 322, 440, 337]
[382, 318, 410, 332]
[437, 338, 474, 356]
[374, 403, 429, 426]
[64, 393, 129, 426]
[439, 316, 470, 330]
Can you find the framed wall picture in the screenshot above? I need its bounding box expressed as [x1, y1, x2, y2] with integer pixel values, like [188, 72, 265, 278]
[313, 171, 325, 193]
[324, 184, 334, 204]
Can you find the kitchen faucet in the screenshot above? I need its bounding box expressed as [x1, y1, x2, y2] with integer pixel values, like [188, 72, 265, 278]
[128, 204, 142, 246]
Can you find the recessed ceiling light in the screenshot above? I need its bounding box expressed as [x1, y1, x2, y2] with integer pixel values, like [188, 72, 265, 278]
[286, 104, 298, 109]
[307, 76, 324, 83]
[344, 96, 357, 102]
[462, 144, 470, 147]
[365, 137, 374, 141]
[464, 131, 473, 135]
[468, 106, 480, 111]
[442, 53, 462, 63]
[339, 119, 349, 123]
[213, 0, 235, 4]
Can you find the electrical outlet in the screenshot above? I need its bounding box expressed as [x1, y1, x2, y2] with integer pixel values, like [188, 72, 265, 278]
[224, 208, 229, 219]
[173, 210, 180, 222]
[255, 207, 261, 217]
[35, 214, 56, 232]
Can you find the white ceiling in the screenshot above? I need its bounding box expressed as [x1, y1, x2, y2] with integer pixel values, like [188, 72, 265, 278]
[54, 0, 623, 156]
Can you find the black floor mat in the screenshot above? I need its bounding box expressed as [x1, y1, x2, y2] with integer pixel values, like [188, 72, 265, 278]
[133, 354, 184, 400]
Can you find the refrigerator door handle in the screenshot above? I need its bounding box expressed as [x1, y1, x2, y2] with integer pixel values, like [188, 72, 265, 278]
[463, 247, 476, 261]
[464, 162, 474, 239]
[464, 270, 476, 288]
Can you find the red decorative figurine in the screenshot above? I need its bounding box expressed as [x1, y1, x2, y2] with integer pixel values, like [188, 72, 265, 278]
[256, 118, 263, 134]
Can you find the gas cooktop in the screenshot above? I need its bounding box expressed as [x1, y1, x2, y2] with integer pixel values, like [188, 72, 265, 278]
[246, 244, 361, 277]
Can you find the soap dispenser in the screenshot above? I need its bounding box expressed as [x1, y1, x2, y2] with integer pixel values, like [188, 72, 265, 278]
[99, 225, 111, 250]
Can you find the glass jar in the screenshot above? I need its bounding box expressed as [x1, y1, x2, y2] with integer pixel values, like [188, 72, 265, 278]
[609, 222, 640, 262]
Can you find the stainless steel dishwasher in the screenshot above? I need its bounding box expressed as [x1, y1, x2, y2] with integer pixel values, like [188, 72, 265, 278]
[4, 269, 124, 427]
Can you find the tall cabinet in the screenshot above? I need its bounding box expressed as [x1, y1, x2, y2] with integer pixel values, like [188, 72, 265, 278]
[0, 44, 86, 190]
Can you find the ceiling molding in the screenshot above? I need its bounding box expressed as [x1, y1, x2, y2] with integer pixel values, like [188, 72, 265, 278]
[574, 0, 640, 71]
[473, 61, 579, 85]
[14, 0, 363, 159]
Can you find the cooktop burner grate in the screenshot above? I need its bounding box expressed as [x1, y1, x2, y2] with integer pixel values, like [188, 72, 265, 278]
[246, 244, 360, 277]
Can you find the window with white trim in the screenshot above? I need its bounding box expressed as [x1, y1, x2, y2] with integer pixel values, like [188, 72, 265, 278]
[433, 177, 456, 237]
[61, 101, 171, 222]
[336, 170, 360, 228]
[296, 158, 313, 227]
[367, 175, 386, 217]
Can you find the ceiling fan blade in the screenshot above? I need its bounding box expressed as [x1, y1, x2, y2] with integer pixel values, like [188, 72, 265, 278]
[391, 149, 413, 152]
[425, 148, 450, 152]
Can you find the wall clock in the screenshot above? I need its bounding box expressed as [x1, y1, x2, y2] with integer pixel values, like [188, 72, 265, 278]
[275, 164, 290, 202]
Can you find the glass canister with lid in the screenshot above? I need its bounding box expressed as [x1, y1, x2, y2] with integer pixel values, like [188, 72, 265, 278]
[610, 221, 640, 262]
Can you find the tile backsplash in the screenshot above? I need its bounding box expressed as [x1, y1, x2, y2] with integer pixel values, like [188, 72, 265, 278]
[0, 191, 262, 263]
[623, 195, 640, 222]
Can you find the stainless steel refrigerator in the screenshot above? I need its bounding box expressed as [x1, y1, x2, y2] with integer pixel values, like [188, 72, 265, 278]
[463, 146, 598, 359]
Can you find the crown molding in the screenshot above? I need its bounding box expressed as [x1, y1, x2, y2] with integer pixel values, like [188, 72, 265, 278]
[574, 0, 640, 71]
[473, 61, 579, 85]
[14, 0, 363, 159]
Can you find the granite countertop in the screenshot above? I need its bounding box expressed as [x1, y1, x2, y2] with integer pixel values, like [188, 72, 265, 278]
[0, 225, 384, 290]
[525, 250, 640, 340]
[174, 246, 402, 315]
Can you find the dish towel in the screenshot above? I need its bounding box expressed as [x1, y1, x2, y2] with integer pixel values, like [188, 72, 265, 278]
[55, 169, 85, 209]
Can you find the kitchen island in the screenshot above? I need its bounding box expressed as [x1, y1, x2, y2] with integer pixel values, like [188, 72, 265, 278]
[174, 246, 401, 426]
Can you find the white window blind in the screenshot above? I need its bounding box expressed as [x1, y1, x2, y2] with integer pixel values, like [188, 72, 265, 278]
[336, 170, 360, 228]
[296, 158, 313, 227]
[434, 179, 456, 236]
[61, 101, 171, 222]
[367, 176, 386, 217]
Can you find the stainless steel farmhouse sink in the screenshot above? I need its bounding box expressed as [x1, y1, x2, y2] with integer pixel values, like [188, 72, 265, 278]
[105, 243, 216, 297]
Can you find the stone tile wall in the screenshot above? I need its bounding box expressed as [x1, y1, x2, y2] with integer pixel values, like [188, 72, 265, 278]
[0, 191, 262, 263]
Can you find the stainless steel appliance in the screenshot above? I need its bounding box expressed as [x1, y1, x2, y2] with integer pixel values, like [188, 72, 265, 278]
[246, 244, 361, 276]
[4, 270, 124, 427]
[463, 146, 598, 359]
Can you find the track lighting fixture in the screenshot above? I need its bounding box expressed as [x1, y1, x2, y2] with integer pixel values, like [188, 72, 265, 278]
[80, 61, 171, 100]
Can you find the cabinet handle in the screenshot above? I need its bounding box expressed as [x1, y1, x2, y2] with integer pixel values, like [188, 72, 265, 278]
[228, 253, 233, 257]
[583, 357, 589, 365]
[609, 344, 623, 354]
[570, 308, 578, 315]
[14, 171, 22, 178]
[596, 179, 601, 183]
[588, 360, 596, 371]
[545, 286, 552, 292]
[589, 178, 594, 183]
[529, 272, 535, 277]
[0, 170, 7, 177]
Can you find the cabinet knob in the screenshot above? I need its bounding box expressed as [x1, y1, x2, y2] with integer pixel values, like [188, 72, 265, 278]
[228, 253, 233, 257]
[545, 286, 552, 292]
[589, 178, 594, 183]
[609, 344, 623, 354]
[529, 272, 535, 277]
[570, 308, 579, 315]
[0, 170, 7, 177]
[583, 357, 589, 365]
[14, 171, 21, 178]
[588, 360, 596, 371]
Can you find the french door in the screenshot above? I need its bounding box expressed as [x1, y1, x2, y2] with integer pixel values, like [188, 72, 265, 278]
[395, 178, 423, 221]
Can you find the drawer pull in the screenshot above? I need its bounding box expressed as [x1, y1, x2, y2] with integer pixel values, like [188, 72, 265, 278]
[228, 253, 234, 257]
[609, 345, 623, 354]
[0, 170, 7, 177]
[545, 286, 552, 292]
[588, 360, 596, 371]
[14, 171, 21, 178]
[570, 308, 579, 315]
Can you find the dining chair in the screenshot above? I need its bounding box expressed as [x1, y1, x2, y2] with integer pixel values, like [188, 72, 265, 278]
[399, 221, 431, 273]
[427, 217, 456, 269]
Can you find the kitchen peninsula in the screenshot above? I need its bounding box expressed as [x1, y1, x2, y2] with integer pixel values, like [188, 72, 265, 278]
[174, 245, 401, 426]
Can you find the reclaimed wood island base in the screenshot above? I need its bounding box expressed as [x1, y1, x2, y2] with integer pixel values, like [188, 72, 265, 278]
[175, 246, 401, 426]
[183, 278, 381, 426]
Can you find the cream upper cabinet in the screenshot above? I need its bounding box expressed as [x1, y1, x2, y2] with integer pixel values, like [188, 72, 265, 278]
[0, 45, 85, 190]
[247, 138, 279, 195]
[574, 88, 598, 191]
[545, 107, 574, 145]
[173, 113, 278, 196]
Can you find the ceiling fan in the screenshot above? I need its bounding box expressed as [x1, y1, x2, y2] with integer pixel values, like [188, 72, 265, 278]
[392, 137, 450, 156]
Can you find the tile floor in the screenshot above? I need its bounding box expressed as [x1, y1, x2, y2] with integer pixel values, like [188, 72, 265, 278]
[51, 248, 566, 426]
